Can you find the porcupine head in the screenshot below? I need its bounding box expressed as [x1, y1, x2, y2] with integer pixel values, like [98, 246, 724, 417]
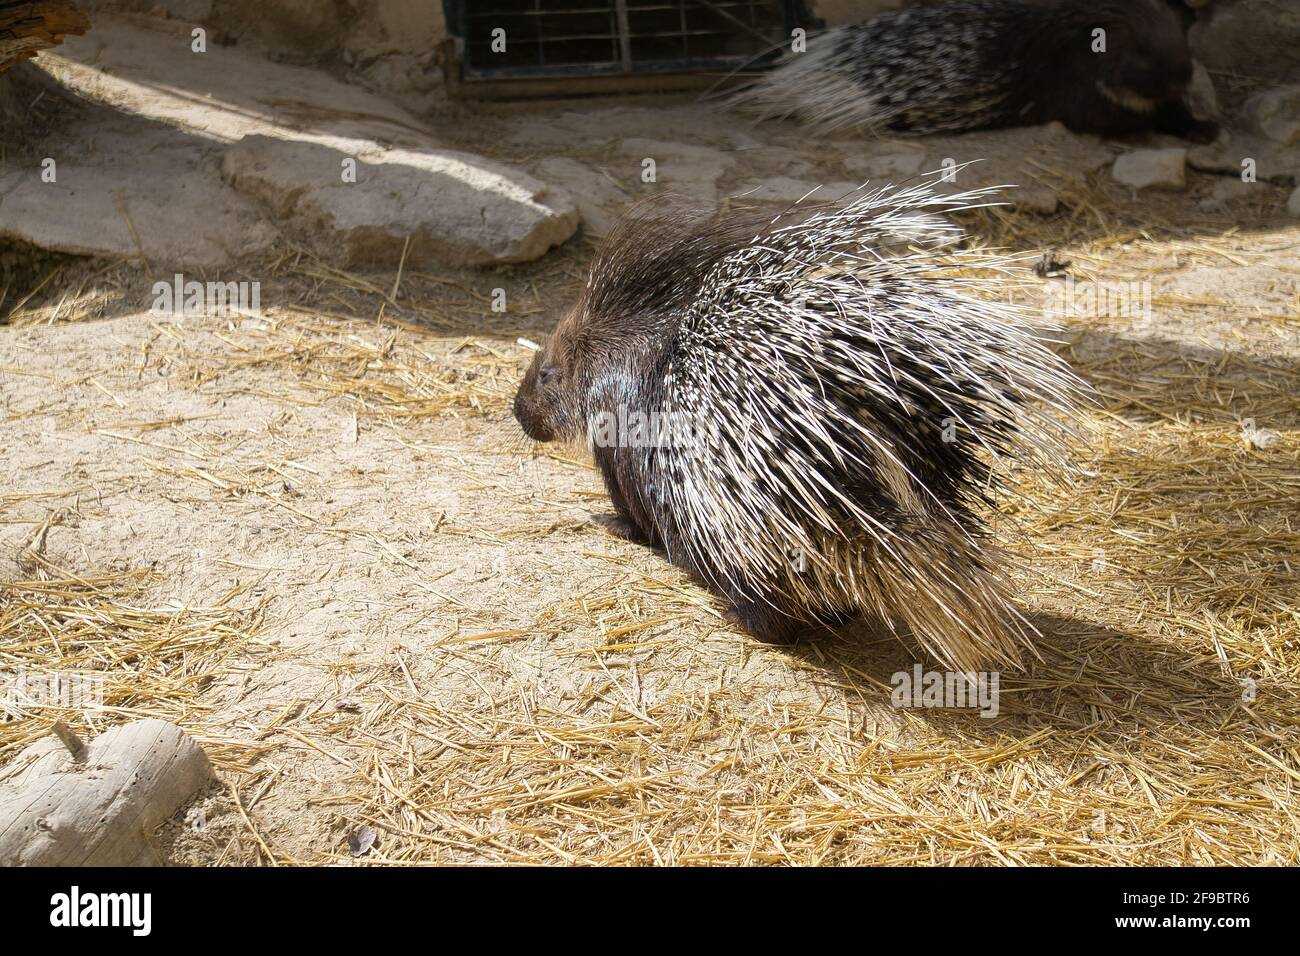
[1061, 0, 1198, 116]
[514, 182, 1086, 674]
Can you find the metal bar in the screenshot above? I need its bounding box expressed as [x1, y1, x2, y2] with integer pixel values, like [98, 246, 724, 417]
[461, 54, 763, 82]
[608, 2, 619, 67]
[450, 67, 754, 100]
[465, 2, 771, 13]
[458, 0, 791, 78]
[693, 0, 777, 46]
[614, 0, 634, 72]
[472, 29, 746, 45]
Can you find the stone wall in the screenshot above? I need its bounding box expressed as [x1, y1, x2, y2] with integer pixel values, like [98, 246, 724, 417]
[806, 0, 908, 25]
[1189, 0, 1300, 90]
[86, 0, 446, 60]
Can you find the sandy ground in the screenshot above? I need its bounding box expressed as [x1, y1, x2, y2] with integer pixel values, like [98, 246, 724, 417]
[3, 49, 1299, 863]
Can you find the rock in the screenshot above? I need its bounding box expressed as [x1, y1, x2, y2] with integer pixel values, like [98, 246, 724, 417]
[0, 160, 278, 269]
[1246, 85, 1300, 145]
[1243, 423, 1282, 450]
[26, 15, 577, 269]
[1190, 0, 1300, 90]
[842, 143, 928, 180]
[40, 15, 430, 146]
[372, 0, 445, 50]
[731, 178, 861, 204]
[151, 0, 213, 20]
[1037, 122, 1116, 174]
[354, 53, 445, 114]
[535, 157, 628, 237]
[1007, 186, 1059, 215]
[1112, 148, 1187, 191]
[1288, 185, 1300, 217]
[1186, 60, 1219, 121]
[220, 0, 352, 60]
[616, 139, 733, 202]
[221, 135, 578, 268]
[1198, 176, 1260, 213]
[1188, 133, 1300, 185]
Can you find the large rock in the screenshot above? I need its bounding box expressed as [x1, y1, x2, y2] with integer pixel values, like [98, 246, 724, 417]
[0, 159, 278, 268]
[1113, 148, 1187, 191]
[841, 142, 928, 180]
[27, 15, 579, 268]
[40, 15, 425, 145]
[1186, 60, 1219, 122]
[534, 157, 628, 237]
[1246, 85, 1300, 145]
[221, 135, 577, 267]
[616, 139, 734, 202]
[153, 0, 214, 21]
[1188, 133, 1300, 185]
[216, 0, 354, 60]
[731, 177, 862, 204]
[1190, 0, 1300, 90]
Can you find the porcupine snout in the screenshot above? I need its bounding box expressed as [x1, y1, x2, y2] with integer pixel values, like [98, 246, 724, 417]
[512, 364, 551, 442]
[513, 355, 569, 444]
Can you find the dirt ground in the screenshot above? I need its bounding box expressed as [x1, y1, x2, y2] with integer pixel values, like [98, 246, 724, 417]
[3, 45, 1299, 863]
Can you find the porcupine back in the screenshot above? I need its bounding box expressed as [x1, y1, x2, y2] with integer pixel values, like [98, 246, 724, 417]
[591, 179, 1087, 672]
[727, 0, 1196, 137]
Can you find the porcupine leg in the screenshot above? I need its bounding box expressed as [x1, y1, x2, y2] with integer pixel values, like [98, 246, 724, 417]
[1151, 100, 1218, 143]
[592, 446, 660, 545]
[600, 463, 658, 545]
[604, 512, 652, 544]
[724, 594, 806, 644]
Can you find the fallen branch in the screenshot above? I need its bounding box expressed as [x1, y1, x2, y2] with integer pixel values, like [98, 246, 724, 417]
[0, 718, 211, 866]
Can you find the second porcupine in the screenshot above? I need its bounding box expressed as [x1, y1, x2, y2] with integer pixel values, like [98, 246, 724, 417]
[513, 180, 1088, 672]
[728, 0, 1218, 141]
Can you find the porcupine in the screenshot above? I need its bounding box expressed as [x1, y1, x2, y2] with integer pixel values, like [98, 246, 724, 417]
[512, 179, 1088, 673]
[727, 0, 1218, 142]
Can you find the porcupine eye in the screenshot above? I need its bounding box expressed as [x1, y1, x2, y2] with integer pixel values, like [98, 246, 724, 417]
[538, 366, 563, 388]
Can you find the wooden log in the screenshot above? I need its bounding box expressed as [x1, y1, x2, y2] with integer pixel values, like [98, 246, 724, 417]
[0, 718, 212, 866]
[0, 1, 89, 76]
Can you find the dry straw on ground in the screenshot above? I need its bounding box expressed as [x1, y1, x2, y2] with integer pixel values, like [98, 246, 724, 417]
[0, 564, 267, 771]
[1, 178, 1297, 865]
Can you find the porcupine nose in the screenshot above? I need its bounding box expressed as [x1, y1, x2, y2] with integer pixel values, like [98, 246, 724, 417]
[513, 390, 555, 443]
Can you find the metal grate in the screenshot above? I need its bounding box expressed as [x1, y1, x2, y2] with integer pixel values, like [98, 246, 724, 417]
[445, 1, 799, 82]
